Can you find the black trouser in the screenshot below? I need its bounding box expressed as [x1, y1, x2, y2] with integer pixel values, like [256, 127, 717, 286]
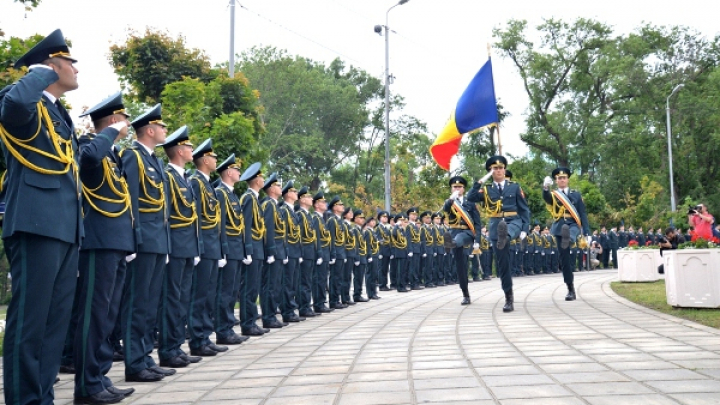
[261, 259, 281, 323]
[601, 248, 609, 268]
[352, 262, 365, 299]
[452, 246, 469, 297]
[74, 250, 126, 397]
[342, 257, 354, 302]
[492, 243, 513, 293]
[379, 253, 390, 288]
[394, 257, 408, 291]
[329, 258, 344, 305]
[3, 233, 79, 405]
[556, 236, 574, 284]
[389, 256, 398, 287]
[297, 257, 313, 313]
[281, 258, 299, 318]
[158, 257, 193, 361]
[470, 254, 480, 279]
[61, 276, 82, 368]
[409, 253, 421, 287]
[366, 257, 378, 297]
[423, 254, 434, 286]
[121, 253, 165, 375]
[312, 258, 329, 310]
[211, 259, 235, 342]
[239, 260, 261, 329]
[610, 248, 618, 269]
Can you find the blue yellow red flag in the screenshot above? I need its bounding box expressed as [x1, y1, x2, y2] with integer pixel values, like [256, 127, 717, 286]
[429, 58, 498, 171]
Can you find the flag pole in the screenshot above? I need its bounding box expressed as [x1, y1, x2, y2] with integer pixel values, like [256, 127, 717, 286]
[487, 43, 502, 155]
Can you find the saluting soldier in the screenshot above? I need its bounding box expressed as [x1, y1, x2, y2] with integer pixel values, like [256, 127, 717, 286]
[260, 173, 289, 327]
[72, 92, 135, 403]
[364, 216, 381, 299]
[279, 181, 305, 321]
[326, 196, 347, 309]
[157, 126, 203, 370]
[310, 192, 334, 313]
[238, 163, 268, 336]
[121, 104, 173, 382]
[543, 167, 591, 300]
[351, 210, 369, 302]
[376, 211, 392, 291]
[444, 176, 483, 305]
[467, 156, 530, 312]
[0, 30, 84, 404]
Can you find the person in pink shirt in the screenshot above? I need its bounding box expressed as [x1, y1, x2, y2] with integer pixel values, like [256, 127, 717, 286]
[688, 203, 714, 239]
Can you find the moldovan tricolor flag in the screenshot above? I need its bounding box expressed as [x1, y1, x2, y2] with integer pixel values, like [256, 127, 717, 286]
[429, 58, 499, 170]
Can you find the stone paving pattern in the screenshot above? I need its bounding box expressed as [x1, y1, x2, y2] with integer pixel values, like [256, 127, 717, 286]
[4, 269, 720, 404]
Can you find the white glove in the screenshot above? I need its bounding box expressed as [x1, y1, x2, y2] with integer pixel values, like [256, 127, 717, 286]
[218, 258, 227, 268]
[316, 258, 323, 265]
[242, 255, 252, 265]
[267, 255, 275, 264]
[586, 236, 592, 244]
[329, 259, 336, 265]
[108, 121, 128, 131]
[28, 64, 53, 72]
[165, 255, 169, 264]
[343, 258, 347, 263]
[379, 255, 383, 260]
[193, 256, 201, 266]
[473, 242, 480, 250]
[541, 252, 545, 256]
[299, 257, 303, 264]
[520, 231, 527, 240]
[408, 252, 414, 257]
[543, 176, 553, 188]
[433, 252, 437, 256]
[450, 190, 460, 200]
[125, 253, 137, 262]
[368, 258, 373, 263]
[283, 257, 289, 264]
[390, 255, 394, 259]
[469, 254, 474, 258]
[354, 261, 360, 266]
[422, 253, 427, 257]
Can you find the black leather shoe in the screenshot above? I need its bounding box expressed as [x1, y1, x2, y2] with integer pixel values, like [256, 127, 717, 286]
[461, 296, 471, 305]
[472, 277, 481, 282]
[112, 351, 124, 362]
[217, 334, 246, 345]
[503, 291, 514, 312]
[482, 276, 491, 280]
[241, 326, 265, 336]
[207, 342, 228, 352]
[263, 320, 285, 328]
[379, 286, 391, 291]
[436, 282, 445, 287]
[316, 306, 334, 313]
[411, 286, 422, 290]
[106, 386, 135, 397]
[397, 288, 409, 292]
[179, 353, 202, 363]
[125, 369, 164, 382]
[425, 284, 436, 288]
[159, 356, 189, 368]
[149, 366, 176, 376]
[565, 283, 576, 301]
[299, 310, 317, 317]
[283, 315, 303, 322]
[73, 389, 124, 404]
[343, 300, 357, 305]
[329, 303, 344, 309]
[354, 297, 369, 302]
[190, 345, 217, 356]
[370, 295, 381, 300]
[60, 364, 75, 374]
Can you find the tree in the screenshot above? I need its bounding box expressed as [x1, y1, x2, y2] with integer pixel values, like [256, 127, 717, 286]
[109, 29, 217, 104]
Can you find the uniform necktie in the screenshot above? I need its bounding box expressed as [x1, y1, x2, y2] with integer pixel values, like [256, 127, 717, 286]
[497, 183, 503, 193]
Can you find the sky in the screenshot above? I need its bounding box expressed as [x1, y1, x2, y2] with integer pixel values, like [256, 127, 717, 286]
[2, 0, 718, 167]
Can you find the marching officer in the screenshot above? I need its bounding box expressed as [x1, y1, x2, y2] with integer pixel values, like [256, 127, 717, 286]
[1, 29, 84, 404]
[467, 156, 530, 312]
[121, 104, 173, 382]
[543, 167, 591, 300]
[444, 176, 483, 305]
[72, 92, 135, 403]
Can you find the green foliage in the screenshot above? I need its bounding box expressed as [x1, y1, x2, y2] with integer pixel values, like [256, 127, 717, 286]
[0, 33, 44, 89]
[109, 29, 218, 104]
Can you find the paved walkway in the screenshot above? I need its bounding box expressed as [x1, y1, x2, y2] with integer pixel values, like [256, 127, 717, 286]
[35, 270, 720, 404]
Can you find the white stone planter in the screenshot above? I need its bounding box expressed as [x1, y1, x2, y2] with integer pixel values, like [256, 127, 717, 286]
[664, 249, 720, 308]
[617, 249, 660, 282]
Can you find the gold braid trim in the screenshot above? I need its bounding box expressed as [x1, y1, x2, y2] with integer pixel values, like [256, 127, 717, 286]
[546, 192, 566, 220]
[483, 185, 502, 216]
[283, 205, 300, 244]
[434, 226, 444, 246]
[331, 217, 345, 246]
[366, 229, 380, 255]
[166, 171, 197, 229]
[377, 225, 391, 246]
[192, 177, 221, 230]
[81, 157, 131, 220]
[240, 193, 266, 241]
[344, 223, 356, 249]
[408, 224, 420, 243]
[423, 225, 434, 246]
[125, 149, 165, 213]
[317, 214, 331, 247]
[299, 211, 317, 244]
[218, 187, 243, 236]
[392, 227, 407, 249]
[356, 227, 367, 255]
[262, 200, 286, 239]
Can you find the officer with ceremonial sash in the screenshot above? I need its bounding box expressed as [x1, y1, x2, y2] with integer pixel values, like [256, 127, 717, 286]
[376, 211, 392, 291]
[0, 29, 84, 404]
[543, 167, 591, 301]
[279, 181, 305, 321]
[444, 176, 483, 305]
[72, 92, 135, 403]
[238, 162, 268, 336]
[311, 192, 334, 313]
[157, 126, 202, 369]
[121, 104, 173, 382]
[467, 156, 530, 312]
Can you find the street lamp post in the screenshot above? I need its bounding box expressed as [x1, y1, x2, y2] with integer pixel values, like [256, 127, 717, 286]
[376, 0, 409, 212]
[666, 84, 683, 212]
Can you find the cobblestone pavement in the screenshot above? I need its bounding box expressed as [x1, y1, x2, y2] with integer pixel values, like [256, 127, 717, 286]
[7, 269, 720, 404]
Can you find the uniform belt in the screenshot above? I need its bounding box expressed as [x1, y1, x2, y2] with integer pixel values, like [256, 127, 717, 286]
[488, 211, 518, 218]
[448, 225, 469, 229]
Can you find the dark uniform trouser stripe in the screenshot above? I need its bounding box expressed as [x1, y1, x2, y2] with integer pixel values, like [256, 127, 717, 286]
[79, 251, 96, 396]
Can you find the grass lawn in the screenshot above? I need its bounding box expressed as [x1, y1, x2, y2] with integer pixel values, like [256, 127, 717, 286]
[611, 280, 720, 329]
